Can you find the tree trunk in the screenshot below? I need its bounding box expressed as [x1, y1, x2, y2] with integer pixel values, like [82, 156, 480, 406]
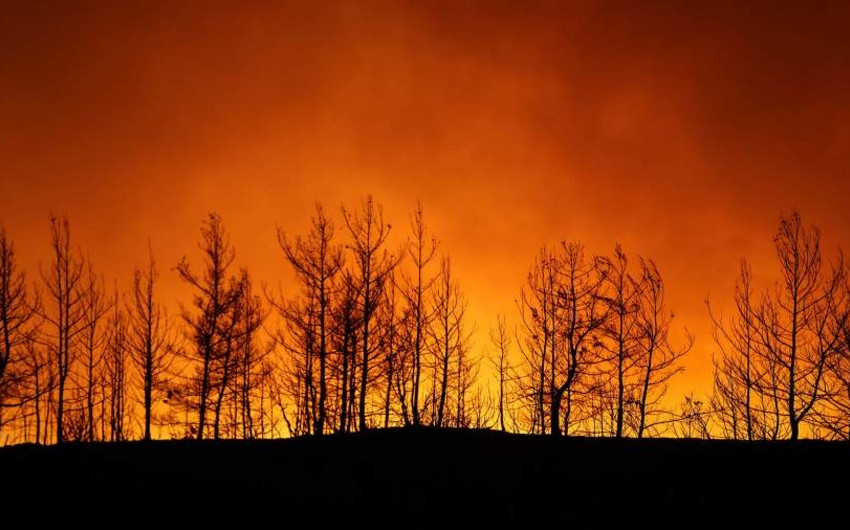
[339, 333, 349, 433]
[197, 345, 211, 440]
[317, 288, 327, 435]
[437, 330, 450, 427]
[637, 345, 654, 439]
[615, 311, 625, 439]
[143, 347, 152, 441]
[358, 276, 371, 432]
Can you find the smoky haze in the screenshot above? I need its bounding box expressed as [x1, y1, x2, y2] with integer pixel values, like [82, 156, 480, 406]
[2, 1, 849, 401]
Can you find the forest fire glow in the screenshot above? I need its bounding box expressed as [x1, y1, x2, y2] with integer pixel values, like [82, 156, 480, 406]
[2, 2, 850, 443]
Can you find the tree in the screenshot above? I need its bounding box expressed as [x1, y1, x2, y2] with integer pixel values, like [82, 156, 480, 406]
[176, 213, 240, 440]
[549, 243, 608, 437]
[600, 245, 642, 438]
[754, 212, 846, 440]
[516, 242, 610, 436]
[674, 394, 711, 439]
[104, 290, 129, 441]
[0, 227, 39, 438]
[429, 257, 471, 427]
[342, 196, 400, 431]
[331, 271, 361, 433]
[517, 246, 559, 434]
[275, 291, 318, 436]
[816, 296, 850, 439]
[40, 215, 86, 443]
[402, 202, 438, 426]
[128, 246, 174, 441]
[210, 271, 246, 440]
[230, 272, 266, 439]
[79, 262, 110, 441]
[633, 258, 692, 438]
[708, 262, 774, 440]
[377, 270, 404, 427]
[710, 211, 847, 440]
[21, 337, 53, 444]
[489, 315, 511, 432]
[278, 204, 343, 435]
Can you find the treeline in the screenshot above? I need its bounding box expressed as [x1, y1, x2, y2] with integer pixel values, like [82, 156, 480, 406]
[0, 200, 849, 443]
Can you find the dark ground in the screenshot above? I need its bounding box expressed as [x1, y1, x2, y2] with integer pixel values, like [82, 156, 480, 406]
[1, 428, 848, 526]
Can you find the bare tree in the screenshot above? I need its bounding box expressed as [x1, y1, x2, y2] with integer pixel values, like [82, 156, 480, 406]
[377, 270, 404, 427]
[40, 215, 86, 443]
[20, 337, 53, 443]
[708, 261, 771, 440]
[600, 245, 642, 438]
[710, 211, 847, 440]
[208, 269, 268, 439]
[274, 287, 318, 436]
[342, 196, 400, 431]
[0, 227, 39, 438]
[516, 246, 559, 434]
[79, 262, 110, 441]
[104, 290, 129, 441]
[452, 328, 477, 428]
[673, 394, 711, 439]
[278, 204, 343, 435]
[516, 242, 610, 436]
[551, 243, 608, 436]
[331, 271, 360, 433]
[402, 202, 438, 426]
[429, 257, 471, 427]
[633, 258, 692, 438]
[128, 246, 174, 441]
[489, 315, 511, 432]
[754, 212, 846, 440]
[176, 213, 239, 440]
[211, 272, 246, 439]
[816, 291, 850, 439]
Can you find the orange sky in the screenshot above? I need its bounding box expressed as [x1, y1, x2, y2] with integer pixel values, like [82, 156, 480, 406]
[2, 1, 850, 402]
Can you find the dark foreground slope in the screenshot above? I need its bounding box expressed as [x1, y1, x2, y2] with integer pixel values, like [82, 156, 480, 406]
[2, 428, 848, 525]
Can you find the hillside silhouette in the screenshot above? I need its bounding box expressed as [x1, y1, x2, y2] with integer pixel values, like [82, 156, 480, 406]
[2, 427, 848, 525]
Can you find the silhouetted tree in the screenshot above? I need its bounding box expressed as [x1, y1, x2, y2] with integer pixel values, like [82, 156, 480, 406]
[600, 246, 642, 438]
[633, 258, 692, 438]
[429, 257, 471, 427]
[517, 246, 559, 434]
[211, 271, 247, 439]
[402, 203, 438, 426]
[176, 213, 239, 440]
[377, 270, 404, 427]
[550, 243, 608, 436]
[516, 243, 688, 437]
[342, 196, 400, 430]
[708, 262, 773, 439]
[0, 227, 39, 438]
[21, 337, 53, 443]
[452, 329, 477, 428]
[331, 271, 360, 433]
[489, 315, 511, 432]
[815, 294, 850, 439]
[128, 247, 174, 441]
[232, 273, 267, 439]
[79, 262, 110, 441]
[673, 394, 711, 439]
[40, 215, 86, 443]
[759, 213, 846, 439]
[275, 288, 318, 436]
[710, 211, 847, 440]
[104, 291, 129, 441]
[278, 204, 343, 435]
